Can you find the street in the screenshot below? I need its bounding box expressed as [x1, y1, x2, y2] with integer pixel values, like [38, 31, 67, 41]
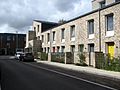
[0, 56, 116, 90]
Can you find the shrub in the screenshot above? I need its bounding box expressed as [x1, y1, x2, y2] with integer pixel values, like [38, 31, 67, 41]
[38, 52, 48, 61]
[77, 52, 87, 66]
[103, 56, 120, 72]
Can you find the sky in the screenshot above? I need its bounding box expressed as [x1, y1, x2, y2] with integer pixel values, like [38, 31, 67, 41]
[0, 0, 92, 34]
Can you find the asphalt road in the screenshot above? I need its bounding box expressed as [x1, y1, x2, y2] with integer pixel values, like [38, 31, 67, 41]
[0, 56, 116, 90]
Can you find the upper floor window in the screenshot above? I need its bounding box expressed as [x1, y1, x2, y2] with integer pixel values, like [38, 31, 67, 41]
[70, 25, 75, 38]
[42, 35, 44, 43]
[34, 27, 36, 31]
[88, 20, 94, 34]
[7, 43, 10, 48]
[47, 33, 50, 42]
[37, 25, 39, 32]
[106, 14, 113, 31]
[99, 1, 105, 8]
[7, 36, 11, 41]
[61, 28, 65, 39]
[53, 31, 55, 41]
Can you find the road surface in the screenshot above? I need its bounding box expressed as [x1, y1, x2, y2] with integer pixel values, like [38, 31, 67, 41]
[0, 56, 117, 90]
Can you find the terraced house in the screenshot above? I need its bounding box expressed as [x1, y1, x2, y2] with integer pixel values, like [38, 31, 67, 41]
[25, 0, 120, 67]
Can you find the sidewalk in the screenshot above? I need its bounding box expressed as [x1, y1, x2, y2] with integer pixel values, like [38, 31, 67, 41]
[36, 60, 120, 80]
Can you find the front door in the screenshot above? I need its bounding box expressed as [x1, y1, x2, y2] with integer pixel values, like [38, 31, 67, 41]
[107, 42, 114, 59]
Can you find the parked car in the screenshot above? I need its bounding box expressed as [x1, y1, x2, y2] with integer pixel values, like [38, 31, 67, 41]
[15, 52, 24, 60]
[19, 52, 34, 62]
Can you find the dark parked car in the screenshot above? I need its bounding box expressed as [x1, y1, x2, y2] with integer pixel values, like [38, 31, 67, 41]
[19, 52, 34, 62]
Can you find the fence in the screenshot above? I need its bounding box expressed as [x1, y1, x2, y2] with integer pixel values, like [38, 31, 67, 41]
[51, 52, 65, 63]
[37, 52, 48, 61]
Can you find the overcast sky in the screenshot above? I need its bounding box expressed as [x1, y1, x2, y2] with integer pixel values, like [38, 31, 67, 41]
[0, 0, 92, 34]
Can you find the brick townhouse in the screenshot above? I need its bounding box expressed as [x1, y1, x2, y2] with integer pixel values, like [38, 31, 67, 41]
[0, 33, 26, 55]
[26, 0, 120, 66]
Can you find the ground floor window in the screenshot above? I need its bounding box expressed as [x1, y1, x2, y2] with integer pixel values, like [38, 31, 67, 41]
[53, 47, 55, 53]
[88, 44, 94, 52]
[57, 46, 60, 52]
[78, 44, 84, 52]
[71, 45, 75, 52]
[61, 46, 65, 52]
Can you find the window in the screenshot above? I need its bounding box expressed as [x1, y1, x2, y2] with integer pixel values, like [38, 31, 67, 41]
[78, 44, 84, 52]
[88, 44, 94, 52]
[37, 25, 39, 32]
[116, 0, 120, 2]
[47, 47, 50, 53]
[106, 14, 113, 31]
[37, 36, 40, 40]
[53, 47, 55, 53]
[100, 1, 105, 8]
[71, 45, 75, 52]
[61, 28, 65, 39]
[34, 27, 36, 31]
[88, 20, 94, 34]
[7, 36, 11, 41]
[13, 36, 15, 41]
[47, 33, 50, 42]
[61, 46, 65, 52]
[44, 48, 46, 53]
[7, 43, 10, 48]
[70, 25, 75, 38]
[57, 46, 60, 52]
[42, 35, 44, 43]
[53, 31, 55, 41]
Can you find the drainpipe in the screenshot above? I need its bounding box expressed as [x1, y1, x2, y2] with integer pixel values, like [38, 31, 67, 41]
[99, 9, 101, 52]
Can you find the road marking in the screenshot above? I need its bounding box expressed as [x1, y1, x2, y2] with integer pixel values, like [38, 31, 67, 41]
[24, 63, 117, 90]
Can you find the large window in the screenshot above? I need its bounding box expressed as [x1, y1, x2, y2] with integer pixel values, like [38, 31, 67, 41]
[53, 31, 55, 41]
[106, 14, 113, 31]
[61, 28, 65, 39]
[47, 33, 50, 42]
[88, 20, 94, 34]
[70, 25, 75, 38]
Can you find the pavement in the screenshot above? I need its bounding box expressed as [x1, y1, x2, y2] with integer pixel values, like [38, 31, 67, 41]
[36, 60, 120, 81]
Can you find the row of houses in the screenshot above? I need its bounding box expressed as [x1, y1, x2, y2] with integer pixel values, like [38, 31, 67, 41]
[25, 0, 120, 66]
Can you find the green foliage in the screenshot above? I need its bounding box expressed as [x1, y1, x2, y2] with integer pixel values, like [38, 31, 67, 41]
[38, 52, 48, 61]
[51, 53, 65, 63]
[103, 57, 120, 72]
[77, 52, 87, 66]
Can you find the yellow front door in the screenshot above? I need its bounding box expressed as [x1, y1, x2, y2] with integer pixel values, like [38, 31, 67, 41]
[108, 42, 114, 59]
